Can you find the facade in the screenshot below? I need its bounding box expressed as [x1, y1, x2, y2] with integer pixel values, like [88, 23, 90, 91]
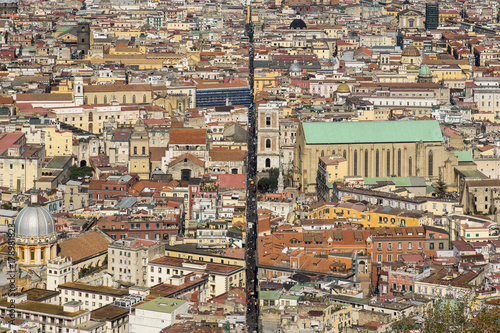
[129, 297, 189, 333]
[108, 238, 163, 286]
[147, 257, 245, 298]
[129, 120, 150, 180]
[294, 121, 458, 193]
[14, 193, 58, 267]
[195, 82, 251, 108]
[57, 282, 128, 311]
[317, 155, 348, 201]
[257, 104, 280, 171]
[425, 2, 439, 30]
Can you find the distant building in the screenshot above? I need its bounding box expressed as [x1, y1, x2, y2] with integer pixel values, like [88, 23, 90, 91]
[425, 2, 439, 30]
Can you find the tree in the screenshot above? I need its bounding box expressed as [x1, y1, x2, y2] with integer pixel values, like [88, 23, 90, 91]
[69, 165, 94, 180]
[258, 177, 277, 193]
[434, 172, 448, 199]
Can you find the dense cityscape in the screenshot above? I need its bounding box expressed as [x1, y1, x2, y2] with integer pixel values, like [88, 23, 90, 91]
[0, 0, 500, 331]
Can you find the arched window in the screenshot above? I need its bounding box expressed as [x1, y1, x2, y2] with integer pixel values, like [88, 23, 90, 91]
[84, 96, 88, 104]
[132, 95, 136, 104]
[88, 112, 93, 122]
[93, 96, 97, 104]
[134, 147, 137, 155]
[265, 139, 271, 149]
[123, 95, 126, 104]
[409, 156, 412, 176]
[428, 150, 433, 176]
[321, 150, 324, 157]
[103, 95, 107, 104]
[387, 149, 391, 176]
[265, 158, 271, 168]
[143, 94, 147, 103]
[343, 150, 346, 159]
[142, 147, 146, 155]
[332, 150, 335, 155]
[77, 86, 81, 94]
[397, 149, 402, 177]
[353, 150, 358, 176]
[375, 150, 380, 177]
[364, 149, 369, 177]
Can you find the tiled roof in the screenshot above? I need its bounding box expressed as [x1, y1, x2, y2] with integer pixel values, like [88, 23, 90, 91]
[209, 149, 246, 162]
[169, 128, 206, 145]
[58, 230, 112, 263]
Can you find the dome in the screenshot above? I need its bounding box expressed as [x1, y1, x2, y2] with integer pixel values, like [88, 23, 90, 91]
[419, 64, 432, 76]
[402, 45, 420, 57]
[336, 84, 350, 93]
[290, 19, 307, 29]
[14, 206, 55, 237]
[289, 62, 302, 73]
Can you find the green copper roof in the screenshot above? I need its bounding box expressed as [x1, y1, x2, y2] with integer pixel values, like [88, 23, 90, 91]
[364, 176, 426, 187]
[454, 151, 473, 163]
[134, 297, 186, 313]
[302, 120, 443, 144]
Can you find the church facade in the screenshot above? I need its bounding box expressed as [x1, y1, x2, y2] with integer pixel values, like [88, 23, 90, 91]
[293, 121, 458, 193]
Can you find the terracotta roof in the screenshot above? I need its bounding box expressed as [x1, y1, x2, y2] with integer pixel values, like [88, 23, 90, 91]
[168, 153, 205, 168]
[218, 174, 246, 189]
[149, 256, 243, 274]
[209, 149, 246, 162]
[15, 93, 73, 102]
[149, 147, 167, 162]
[58, 230, 112, 263]
[169, 128, 206, 145]
[84, 84, 153, 93]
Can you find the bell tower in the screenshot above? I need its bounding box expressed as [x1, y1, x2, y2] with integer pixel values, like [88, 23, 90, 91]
[77, 21, 90, 56]
[74, 77, 84, 106]
[256, 103, 280, 172]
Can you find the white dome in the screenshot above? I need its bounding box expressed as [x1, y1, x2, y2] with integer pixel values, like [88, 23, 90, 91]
[14, 206, 56, 237]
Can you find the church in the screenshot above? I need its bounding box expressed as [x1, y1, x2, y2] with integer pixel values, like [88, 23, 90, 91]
[293, 120, 459, 193]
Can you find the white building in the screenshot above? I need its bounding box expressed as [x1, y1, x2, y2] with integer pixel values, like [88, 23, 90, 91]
[129, 297, 189, 333]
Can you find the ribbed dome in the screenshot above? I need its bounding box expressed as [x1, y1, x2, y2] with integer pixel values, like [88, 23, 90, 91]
[14, 206, 55, 237]
[290, 19, 307, 29]
[419, 64, 432, 76]
[336, 84, 350, 93]
[402, 45, 420, 57]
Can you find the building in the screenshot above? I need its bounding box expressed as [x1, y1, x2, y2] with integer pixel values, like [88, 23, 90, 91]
[147, 257, 245, 298]
[0, 133, 44, 192]
[294, 121, 458, 193]
[129, 297, 189, 332]
[14, 190, 58, 267]
[317, 155, 348, 201]
[57, 282, 128, 311]
[460, 179, 500, 215]
[129, 119, 150, 180]
[0, 296, 98, 333]
[195, 82, 251, 108]
[77, 21, 91, 56]
[108, 238, 163, 286]
[257, 104, 280, 171]
[425, 2, 439, 30]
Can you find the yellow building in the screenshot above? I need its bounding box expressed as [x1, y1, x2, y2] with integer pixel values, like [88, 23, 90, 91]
[429, 64, 465, 81]
[129, 119, 150, 180]
[0, 209, 17, 226]
[46, 126, 73, 157]
[254, 71, 279, 97]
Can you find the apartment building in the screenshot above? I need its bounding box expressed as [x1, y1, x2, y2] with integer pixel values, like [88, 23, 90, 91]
[57, 282, 128, 311]
[108, 238, 163, 286]
[147, 257, 245, 297]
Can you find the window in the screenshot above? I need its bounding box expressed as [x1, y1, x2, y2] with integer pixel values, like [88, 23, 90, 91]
[428, 150, 433, 176]
[377, 254, 382, 263]
[377, 243, 382, 250]
[418, 242, 422, 249]
[408, 242, 412, 250]
[397, 148, 401, 177]
[265, 158, 271, 168]
[439, 242, 444, 250]
[375, 150, 380, 177]
[408, 156, 412, 176]
[364, 149, 369, 177]
[353, 150, 358, 176]
[123, 95, 126, 104]
[266, 116, 271, 126]
[430, 243, 435, 250]
[265, 139, 271, 148]
[398, 242, 402, 250]
[388, 242, 392, 250]
[387, 150, 391, 176]
[142, 147, 146, 155]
